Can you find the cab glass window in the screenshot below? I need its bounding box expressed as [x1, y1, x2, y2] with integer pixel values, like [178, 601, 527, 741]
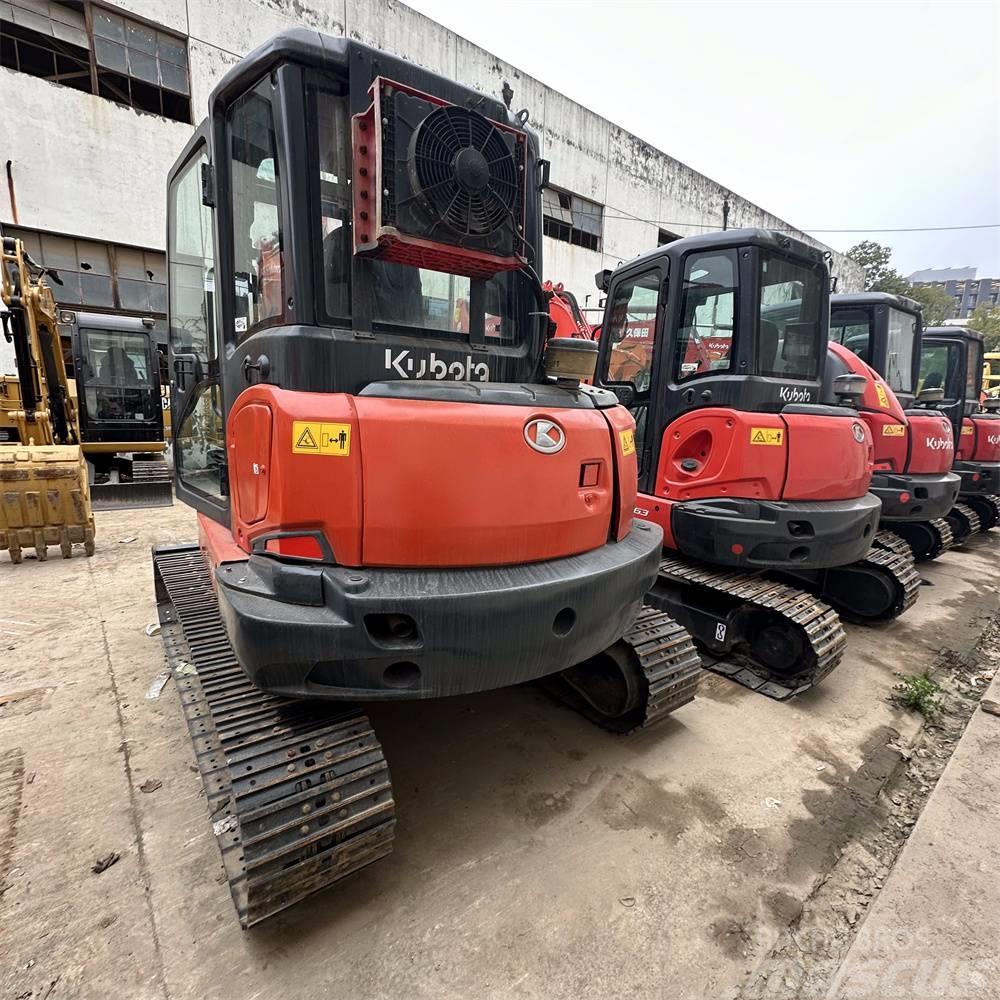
[605, 271, 659, 392]
[675, 251, 735, 382]
[919, 343, 959, 397]
[758, 253, 823, 380]
[168, 150, 215, 359]
[830, 307, 872, 362]
[885, 308, 917, 394]
[80, 330, 158, 421]
[229, 79, 283, 337]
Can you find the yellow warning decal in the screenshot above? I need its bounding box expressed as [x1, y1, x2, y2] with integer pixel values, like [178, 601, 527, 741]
[620, 428, 636, 456]
[292, 421, 352, 456]
[882, 424, 905, 436]
[961, 425, 974, 435]
[750, 427, 783, 446]
[873, 382, 890, 409]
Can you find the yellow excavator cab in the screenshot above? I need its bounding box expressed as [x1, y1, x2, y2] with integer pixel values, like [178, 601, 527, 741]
[0, 236, 95, 563]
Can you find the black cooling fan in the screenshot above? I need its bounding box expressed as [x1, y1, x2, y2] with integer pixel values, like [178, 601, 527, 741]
[408, 105, 520, 238]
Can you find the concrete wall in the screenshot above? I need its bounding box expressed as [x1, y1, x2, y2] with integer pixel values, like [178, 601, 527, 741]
[0, 0, 864, 301]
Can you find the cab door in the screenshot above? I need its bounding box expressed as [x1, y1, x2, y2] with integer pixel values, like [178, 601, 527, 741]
[595, 263, 667, 491]
[167, 127, 227, 521]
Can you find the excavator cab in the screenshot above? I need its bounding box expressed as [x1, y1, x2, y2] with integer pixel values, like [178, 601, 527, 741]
[829, 292, 922, 405]
[920, 326, 1000, 530]
[64, 311, 173, 508]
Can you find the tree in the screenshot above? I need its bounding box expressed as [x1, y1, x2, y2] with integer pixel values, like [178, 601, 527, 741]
[907, 284, 955, 326]
[968, 303, 1000, 351]
[847, 240, 905, 292]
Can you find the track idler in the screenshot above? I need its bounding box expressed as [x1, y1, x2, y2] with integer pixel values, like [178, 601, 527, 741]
[887, 518, 954, 562]
[946, 502, 982, 545]
[958, 494, 1000, 533]
[543, 607, 702, 732]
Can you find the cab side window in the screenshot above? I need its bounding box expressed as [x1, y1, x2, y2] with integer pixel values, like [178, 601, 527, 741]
[675, 252, 736, 382]
[605, 271, 659, 393]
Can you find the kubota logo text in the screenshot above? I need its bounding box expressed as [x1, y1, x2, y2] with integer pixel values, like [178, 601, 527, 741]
[988, 434, 1000, 447]
[925, 437, 954, 452]
[779, 386, 813, 403]
[385, 349, 490, 382]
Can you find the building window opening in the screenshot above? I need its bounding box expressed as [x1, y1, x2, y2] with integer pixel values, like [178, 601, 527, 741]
[542, 188, 603, 252]
[0, 1, 190, 124]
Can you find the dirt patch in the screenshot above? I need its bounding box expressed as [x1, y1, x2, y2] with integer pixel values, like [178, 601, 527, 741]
[737, 614, 1000, 999]
[593, 770, 727, 839]
[521, 767, 604, 828]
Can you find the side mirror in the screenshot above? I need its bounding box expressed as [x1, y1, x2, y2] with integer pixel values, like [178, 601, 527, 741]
[611, 384, 635, 407]
[595, 269, 613, 293]
[833, 373, 866, 406]
[917, 386, 945, 403]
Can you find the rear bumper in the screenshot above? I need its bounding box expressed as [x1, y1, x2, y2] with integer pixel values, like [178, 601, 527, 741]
[873, 471, 961, 521]
[671, 494, 881, 569]
[215, 520, 663, 700]
[955, 461, 1000, 497]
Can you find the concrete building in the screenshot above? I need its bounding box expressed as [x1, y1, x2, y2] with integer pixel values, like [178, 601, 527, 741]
[908, 267, 1000, 320]
[1, 0, 863, 347]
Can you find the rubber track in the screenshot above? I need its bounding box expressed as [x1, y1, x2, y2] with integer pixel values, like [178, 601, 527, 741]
[848, 545, 921, 621]
[873, 530, 914, 560]
[153, 546, 395, 927]
[925, 518, 955, 560]
[658, 556, 846, 700]
[619, 607, 703, 731]
[953, 502, 982, 539]
[542, 606, 702, 733]
[967, 494, 1000, 531]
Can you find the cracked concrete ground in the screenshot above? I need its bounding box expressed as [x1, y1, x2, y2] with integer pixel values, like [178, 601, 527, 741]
[1, 504, 998, 1000]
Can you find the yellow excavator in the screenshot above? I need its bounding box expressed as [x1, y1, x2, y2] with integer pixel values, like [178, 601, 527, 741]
[0, 236, 96, 562]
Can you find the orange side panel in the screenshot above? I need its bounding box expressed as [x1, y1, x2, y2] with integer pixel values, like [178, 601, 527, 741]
[229, 402, 272, 524]
[783, 412, 871, 500]
[228, 386, 364, 565]
[905, 413, 955, 473]
[862, 410, 908, 472]
[654, 409, 787, 503]
[356, 397, 613, 567]
[971, 416, 1000, 462]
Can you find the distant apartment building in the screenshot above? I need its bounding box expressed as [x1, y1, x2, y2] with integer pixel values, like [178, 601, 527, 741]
[908, 267, 1000, 319]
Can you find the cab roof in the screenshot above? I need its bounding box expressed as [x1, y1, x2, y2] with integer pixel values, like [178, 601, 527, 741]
[831, 291, 922, 315]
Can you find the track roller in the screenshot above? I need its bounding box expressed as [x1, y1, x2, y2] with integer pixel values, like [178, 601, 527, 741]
[543, 606, 702, 732]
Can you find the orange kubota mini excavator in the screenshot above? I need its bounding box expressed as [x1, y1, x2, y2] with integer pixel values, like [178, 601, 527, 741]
[587, 232, 919, 695]
[152, 31, 701, 927]
[828, 293, 962, 558]
[919, 326, 1000, 533]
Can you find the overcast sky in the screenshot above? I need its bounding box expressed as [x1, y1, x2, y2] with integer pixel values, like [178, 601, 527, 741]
[408, 0, 1000, 278]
